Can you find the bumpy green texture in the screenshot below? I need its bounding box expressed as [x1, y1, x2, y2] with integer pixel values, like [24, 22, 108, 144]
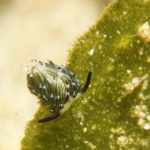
[21, 0, 150, 149]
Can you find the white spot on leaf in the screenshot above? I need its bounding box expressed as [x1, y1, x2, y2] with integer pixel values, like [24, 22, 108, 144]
[144, 124, 150, 130]
[88, 48, 94, 55]
[127, 69, 131, 74]
[84, 141, 96, 149]
[117, 30, 121, 35]
[117, 136, 128, 148]
[124, 74, 148, 94]
[138, 22, 150, 43]
[103, 34, 107, 38]
[83, 127, 87, 133]
[133, 104, 150, 130]
[123, 11, 127, 15]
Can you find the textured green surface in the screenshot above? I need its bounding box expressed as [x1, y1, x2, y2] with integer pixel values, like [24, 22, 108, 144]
[21, 0, 150, 149]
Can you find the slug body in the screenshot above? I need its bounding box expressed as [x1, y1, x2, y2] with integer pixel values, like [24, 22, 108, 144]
[27, 60, 91, 123]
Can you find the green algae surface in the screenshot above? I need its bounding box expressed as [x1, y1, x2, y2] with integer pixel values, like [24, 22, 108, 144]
[21, 0, 150, 149]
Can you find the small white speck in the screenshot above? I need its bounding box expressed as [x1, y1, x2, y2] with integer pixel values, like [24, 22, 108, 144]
[83, 127, 87, 133]
[117, 136, 128, 147]
[138, 22, 150, 43]
[88, 48, 94, 55]
[84, 141, 96, 149]
[80, 122, 83, 126]
[117, 30, 121, 35]
[123, 11, 127, 15]
[84, 141, 88, 144]
[103, 34, 107, 38]
[92, 91, 95, 95]
[137, 40, 140, 43]
[127, 69, 131, 73]
[110, 58, 114, 62]
[144, 124, 150, 130]
[138, 67, 142, 70]
[138, 47, 144, 55]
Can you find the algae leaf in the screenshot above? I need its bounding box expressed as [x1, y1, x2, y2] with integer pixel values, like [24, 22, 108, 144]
[21, 0, 150, 149]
